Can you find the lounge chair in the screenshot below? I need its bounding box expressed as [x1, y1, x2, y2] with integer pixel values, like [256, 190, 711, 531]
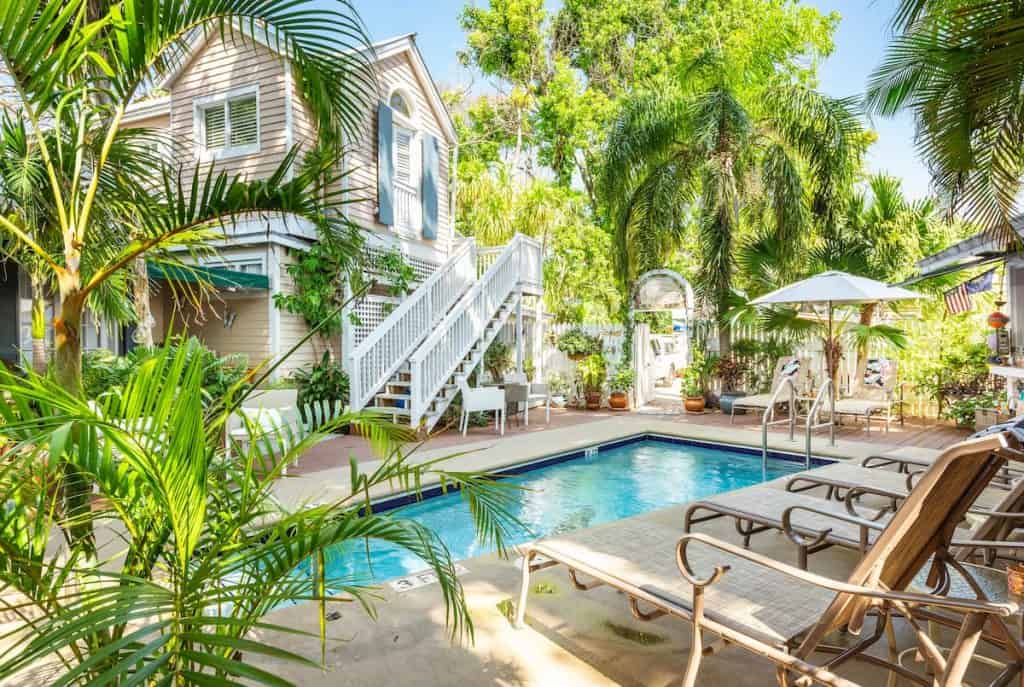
[685, 470, 1024, 569]
[785, 461, 1011, 512]
[862, 445, 1023, 486]
[832, 359, 901, 434]
[515, 432, 1024, 687]
[730, 356, 806, 422]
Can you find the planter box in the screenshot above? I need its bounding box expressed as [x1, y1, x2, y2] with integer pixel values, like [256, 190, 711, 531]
[975, 407, 1012, 432]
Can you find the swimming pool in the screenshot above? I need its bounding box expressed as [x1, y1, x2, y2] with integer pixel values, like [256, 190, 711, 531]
[315, 436, 823, 587]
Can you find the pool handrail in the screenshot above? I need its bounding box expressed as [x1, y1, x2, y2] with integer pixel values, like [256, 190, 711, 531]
[805, 378, 836, 467]
[761, 376, 797, 471]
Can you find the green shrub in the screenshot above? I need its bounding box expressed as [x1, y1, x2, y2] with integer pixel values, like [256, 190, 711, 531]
[484, 340, 514, 383]
[609, 364, 635, 392]
[84, 337, 250, 406]
[943, 391, 999, 428]
[555, 326, 602, 358]
[292, 352, 349, 428]
[82, 350, 136, 399]
[577, 353, 607, 392]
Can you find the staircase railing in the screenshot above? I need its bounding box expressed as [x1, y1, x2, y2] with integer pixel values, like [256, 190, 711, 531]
[408, 233, 542, 427]
[347, 238, 477, 411]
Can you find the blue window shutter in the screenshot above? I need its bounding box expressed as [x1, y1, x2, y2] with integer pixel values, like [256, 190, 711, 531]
[421, 134, 440, 240]
[377, 102, 394, 226]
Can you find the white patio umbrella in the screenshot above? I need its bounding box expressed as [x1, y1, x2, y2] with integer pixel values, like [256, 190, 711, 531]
[750, 270, 925, 422]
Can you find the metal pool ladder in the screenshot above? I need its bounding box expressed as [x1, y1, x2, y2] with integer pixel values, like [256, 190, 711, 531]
[804, 378, 835, 468]
[761, 377, 797, 472]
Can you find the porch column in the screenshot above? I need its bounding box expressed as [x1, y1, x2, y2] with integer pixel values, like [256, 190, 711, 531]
[515, 287, 524, 374]
[532, 295, 543, 381]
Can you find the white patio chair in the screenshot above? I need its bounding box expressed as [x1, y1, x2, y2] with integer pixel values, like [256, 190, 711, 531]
[226, 406, 300, 473]
[456, 376, 505, 436]
[505, 372, 550, 426]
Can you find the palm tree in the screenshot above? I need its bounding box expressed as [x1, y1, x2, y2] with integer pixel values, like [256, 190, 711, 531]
[0, 0, 375, 392]
[0, 0, 376, 550]
[0, 341, 521, 685]
[867, 0, 1024, 237]
[600, 78, 864, 355]
[735, 174, 944, 387]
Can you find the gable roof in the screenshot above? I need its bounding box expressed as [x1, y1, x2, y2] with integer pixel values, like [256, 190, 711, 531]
[155, 27, 457, 142]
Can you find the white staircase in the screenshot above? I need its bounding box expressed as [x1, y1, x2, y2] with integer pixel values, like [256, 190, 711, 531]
[347, 233, 543, 431]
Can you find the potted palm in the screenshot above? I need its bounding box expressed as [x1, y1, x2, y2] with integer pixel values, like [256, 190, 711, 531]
[577, 353, 607, 410]
[608, 365, 635, 410]
[681, 350, 712, 414]
[681, 366, 706, 413]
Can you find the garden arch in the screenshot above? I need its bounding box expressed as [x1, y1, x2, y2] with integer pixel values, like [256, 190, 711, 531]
[630, 270, 696, 407]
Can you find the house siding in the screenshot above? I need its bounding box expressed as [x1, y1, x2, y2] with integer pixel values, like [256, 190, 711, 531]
[168, 30, 289, 182]
[123, 113, 170, 130]
[339, 51, 452, 253]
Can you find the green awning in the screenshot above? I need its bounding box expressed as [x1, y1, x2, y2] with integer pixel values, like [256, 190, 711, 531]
[147, 263, 269, 291]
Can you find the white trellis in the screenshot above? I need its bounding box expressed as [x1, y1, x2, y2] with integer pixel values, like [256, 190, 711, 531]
[630, 269, 696, 406]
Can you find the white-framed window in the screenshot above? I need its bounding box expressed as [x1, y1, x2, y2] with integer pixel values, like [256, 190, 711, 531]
[194, 86, 260, 160]
[204, 257, 266, 275]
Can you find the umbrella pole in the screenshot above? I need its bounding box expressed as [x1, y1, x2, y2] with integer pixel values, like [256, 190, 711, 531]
[828, 301, 836, 445]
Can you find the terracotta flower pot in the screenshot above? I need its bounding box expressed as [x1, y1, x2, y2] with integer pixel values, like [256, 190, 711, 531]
[683, 396, 706, 414]
[585, 390, 602, 410]
[609, 391, 629, 410]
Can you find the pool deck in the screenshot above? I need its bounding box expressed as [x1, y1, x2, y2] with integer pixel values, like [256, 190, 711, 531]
[274, 409, 959, 510]
[249, 411, 1004, 687]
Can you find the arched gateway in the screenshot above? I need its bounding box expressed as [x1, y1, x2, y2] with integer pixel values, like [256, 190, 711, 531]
[630, 270, 695, 407]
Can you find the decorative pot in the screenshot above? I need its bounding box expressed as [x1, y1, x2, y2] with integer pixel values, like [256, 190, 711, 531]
[988, 311, 1010, 329]
[609, 391, 629, 411]
[551, 395, 567, 408]
[569, 353, 588, 362]
[1009, 563, 1024, 597]
[718, 391, 748, 416]
[585, 390, 602, 410]
[683, 396, 706, 414]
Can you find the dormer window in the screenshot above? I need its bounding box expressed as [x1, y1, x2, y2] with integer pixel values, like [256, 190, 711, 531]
[194, 86, 260, 160]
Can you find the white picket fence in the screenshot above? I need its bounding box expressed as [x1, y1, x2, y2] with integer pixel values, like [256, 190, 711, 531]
[543, 323, 628, 378]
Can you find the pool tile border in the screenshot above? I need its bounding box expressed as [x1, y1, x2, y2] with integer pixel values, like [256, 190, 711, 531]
[368, 432, 834, 514]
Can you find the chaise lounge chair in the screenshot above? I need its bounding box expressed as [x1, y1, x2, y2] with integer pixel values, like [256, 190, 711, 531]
[785, 461, 1012, 513]
[684, 469, 1024, 569]
[862, 445, 1024, 487]
[515, 432, 1024, 687]
[832, 359, 901, 434]
[730, 356, 805, 422]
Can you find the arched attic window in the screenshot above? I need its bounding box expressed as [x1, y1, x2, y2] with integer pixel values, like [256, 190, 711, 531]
[389, 89, 413, 119]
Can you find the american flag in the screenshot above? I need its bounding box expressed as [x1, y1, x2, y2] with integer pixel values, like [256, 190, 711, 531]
[944, 282, 972, 315]
[944, 269, 997, 315]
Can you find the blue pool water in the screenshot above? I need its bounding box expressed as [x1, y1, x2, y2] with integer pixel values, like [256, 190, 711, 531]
[319, 438, 808, 586]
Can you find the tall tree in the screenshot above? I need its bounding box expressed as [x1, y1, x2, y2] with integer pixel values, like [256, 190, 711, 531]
[601, 79, 864, 354]
[867, 0, 1024, 237]
[0, 0, 376, 552]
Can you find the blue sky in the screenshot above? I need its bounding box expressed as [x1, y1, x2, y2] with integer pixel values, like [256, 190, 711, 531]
[353, 0, 931, 200]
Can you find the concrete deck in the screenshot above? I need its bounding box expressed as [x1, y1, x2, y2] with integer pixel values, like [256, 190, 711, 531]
[274, 411, 955, 509]
[250, 412, 1010, 686]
